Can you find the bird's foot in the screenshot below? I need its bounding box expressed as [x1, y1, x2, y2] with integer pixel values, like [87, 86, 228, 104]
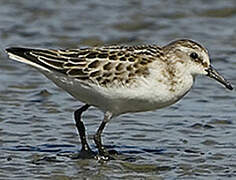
[72, 147, 95, 159]
[95, 146, 119, 161]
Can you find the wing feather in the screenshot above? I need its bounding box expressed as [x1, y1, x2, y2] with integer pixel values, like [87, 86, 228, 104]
[6, 45, 164, 88]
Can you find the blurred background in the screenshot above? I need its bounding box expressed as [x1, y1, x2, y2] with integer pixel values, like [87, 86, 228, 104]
[0, 0, 236, 179]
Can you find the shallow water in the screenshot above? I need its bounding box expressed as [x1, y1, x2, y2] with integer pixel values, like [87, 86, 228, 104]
[0, 0, 236, 179]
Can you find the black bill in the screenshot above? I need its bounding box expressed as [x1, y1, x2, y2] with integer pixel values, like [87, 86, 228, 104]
[205, 65, 233, 90]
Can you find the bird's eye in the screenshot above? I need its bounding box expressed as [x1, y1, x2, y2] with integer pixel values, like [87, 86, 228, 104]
[190, 52, 198, 59]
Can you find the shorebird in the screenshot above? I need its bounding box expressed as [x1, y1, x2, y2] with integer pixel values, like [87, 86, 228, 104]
[5, 39, 233, 160]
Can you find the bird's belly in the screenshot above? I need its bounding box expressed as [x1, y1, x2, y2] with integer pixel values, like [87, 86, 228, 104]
[97, 86, 191, 116]
[104, 82, 193, 115]
[108, 91, 183, 115]
[42, 71, 192, 116]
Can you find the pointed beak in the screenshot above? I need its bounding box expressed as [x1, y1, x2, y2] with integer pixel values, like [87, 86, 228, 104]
[205, 65, 233, 90]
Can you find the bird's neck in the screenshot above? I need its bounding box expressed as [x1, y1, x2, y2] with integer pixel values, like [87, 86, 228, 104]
[165, 61, 194, 100]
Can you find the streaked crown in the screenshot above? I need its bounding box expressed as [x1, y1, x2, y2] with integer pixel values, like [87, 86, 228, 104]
[163, 39, 210, 76]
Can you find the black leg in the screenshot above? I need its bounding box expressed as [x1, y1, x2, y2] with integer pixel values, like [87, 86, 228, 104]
[94, 112, 113, 159]
[74, 104, 94, 158]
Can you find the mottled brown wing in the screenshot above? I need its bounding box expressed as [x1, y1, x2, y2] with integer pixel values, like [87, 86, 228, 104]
[7, 45, 163, 87]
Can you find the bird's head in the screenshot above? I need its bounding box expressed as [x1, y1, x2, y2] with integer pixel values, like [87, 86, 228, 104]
[163, 39, 233, 90]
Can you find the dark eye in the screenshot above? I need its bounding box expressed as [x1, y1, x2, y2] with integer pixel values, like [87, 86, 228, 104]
[190, 52, 198, 59]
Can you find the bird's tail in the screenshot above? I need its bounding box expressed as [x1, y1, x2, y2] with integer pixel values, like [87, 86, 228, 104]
[5, 47, 66, 72]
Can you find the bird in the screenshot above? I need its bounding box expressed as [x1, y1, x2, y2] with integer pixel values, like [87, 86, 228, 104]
[5, 39, 233, 160]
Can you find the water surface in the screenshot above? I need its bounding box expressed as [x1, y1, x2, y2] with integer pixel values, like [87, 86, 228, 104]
[0, 0, 236, 179]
